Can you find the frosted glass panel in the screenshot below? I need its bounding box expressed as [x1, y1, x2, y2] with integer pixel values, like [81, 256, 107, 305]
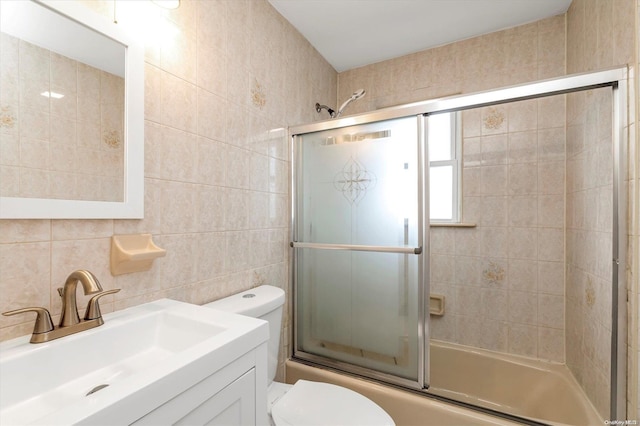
[297, 116, 419, 247]
[297, 248, 419, 380]
[298, 117, 418, 246]
[294, 115, 422, 382]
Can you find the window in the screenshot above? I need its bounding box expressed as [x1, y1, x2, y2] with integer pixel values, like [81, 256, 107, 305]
[428, 112, 461, 222]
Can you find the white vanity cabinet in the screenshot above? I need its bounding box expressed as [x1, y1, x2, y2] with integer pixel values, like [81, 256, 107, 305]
[0, 300, 269, 426]
[133, 348, 268, 426]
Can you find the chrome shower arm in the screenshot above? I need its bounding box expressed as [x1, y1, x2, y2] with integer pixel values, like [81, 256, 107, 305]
[315, 103, 336, 118]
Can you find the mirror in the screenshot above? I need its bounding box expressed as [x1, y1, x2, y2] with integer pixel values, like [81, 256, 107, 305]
[0, 0, 143, 218]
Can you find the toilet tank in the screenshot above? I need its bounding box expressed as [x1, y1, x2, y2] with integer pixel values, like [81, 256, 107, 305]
[204, 285, 285, 384]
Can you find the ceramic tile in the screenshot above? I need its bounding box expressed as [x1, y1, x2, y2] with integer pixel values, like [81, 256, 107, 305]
[508, 323, 538, 357]
[507, 131, 537, 164]
[51, 220, 113, 241]
[195, 232, 226, 281]
[538, 194, 564, 228]
[159, 125, 197, 183]
[196, 184, 226, 232]
[431, 254, 455, 284]
[160, 181, 197, 234]
[249, 191, 270, 230]
[454, 255, 482, 287]
[225, 231, 250, 273]
[0, 242, 51, 326]
[480, 227, 509, 259]
[537, 127, 565, 162]
[197, 88, 226, 141]
[154, 234, 197, 289]
[250, 152, 270, 192]
[480, 165, 508, 195]
[508, 163, 538, 195]
[144, 64, 162, 123]
[508, 99, 537, 132]
[508, 195, 538, 227]
[454, 229, 482, 257]
[226, 146, 251, 189]
[481, 134, 508, 166]
[197, 43, 227, 98]
[161, 30, 197, 84]
[508, 259, 538, 292]
[224, 188, 249, 230]
[508, 227, 538, 260]
[538, 228, 563, 262]
[430, 228, 456, 255]
[161, 71, 197, 133]
[538, 327, 564, 362]
[196, 136, 226, 186]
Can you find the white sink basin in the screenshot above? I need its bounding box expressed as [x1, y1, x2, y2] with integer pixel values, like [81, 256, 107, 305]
[0, 299, 268, 425]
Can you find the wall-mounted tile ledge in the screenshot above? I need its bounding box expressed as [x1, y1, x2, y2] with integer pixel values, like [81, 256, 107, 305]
[110, 234, 166, 276]
[430, 222, 477, 228]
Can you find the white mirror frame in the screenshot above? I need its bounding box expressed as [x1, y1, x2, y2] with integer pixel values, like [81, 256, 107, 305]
[0, 0, 144, 219]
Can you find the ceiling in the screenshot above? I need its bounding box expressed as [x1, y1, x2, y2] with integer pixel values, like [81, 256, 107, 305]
[268, 0, 573, 72]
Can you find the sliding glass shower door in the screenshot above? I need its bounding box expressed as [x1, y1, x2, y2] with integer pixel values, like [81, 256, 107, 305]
[292, 116, 428, 386]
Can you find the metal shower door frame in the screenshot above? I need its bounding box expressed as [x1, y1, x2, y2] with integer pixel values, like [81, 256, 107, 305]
[290, 113, 430, 390]
[289, 66, 628, 420]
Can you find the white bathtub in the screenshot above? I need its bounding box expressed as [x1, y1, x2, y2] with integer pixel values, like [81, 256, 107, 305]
[286, 341, 603, 426]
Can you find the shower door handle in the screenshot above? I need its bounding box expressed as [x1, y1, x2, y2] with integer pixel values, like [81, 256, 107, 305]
[290, 241, 422, 255]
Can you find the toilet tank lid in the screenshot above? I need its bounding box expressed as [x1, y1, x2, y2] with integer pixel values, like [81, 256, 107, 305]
[204, 285, 285, 317]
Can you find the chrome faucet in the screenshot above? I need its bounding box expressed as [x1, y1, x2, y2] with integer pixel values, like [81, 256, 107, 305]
[2, 270, 120, 343]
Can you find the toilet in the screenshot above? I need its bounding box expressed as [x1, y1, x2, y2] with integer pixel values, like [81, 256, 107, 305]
[204, 285, 395, 426]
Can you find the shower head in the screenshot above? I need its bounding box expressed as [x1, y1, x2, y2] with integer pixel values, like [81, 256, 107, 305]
[350, 89, 366, 100]
[315, 89, 366, 119]
[336, 89, 366, 117]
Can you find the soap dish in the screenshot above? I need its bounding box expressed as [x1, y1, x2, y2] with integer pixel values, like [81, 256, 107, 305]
[110, 234, 166, 276]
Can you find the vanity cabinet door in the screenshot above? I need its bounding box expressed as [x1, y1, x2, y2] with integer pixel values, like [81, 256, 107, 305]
[132, 352, 259, 426]
[176, 369, 256, 426]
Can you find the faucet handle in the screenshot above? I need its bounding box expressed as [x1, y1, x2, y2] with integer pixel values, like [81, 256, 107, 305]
[84, 289, 121, 320]
[2, 307, 54, 334]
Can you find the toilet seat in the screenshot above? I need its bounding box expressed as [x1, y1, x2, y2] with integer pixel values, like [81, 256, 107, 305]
[270, 380, 394, 426]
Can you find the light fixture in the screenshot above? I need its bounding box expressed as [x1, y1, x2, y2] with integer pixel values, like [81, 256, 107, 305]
[41, 91, 64, 99]
[151, 0, 180, 9]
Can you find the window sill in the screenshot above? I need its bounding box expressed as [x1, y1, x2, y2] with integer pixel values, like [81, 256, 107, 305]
[430, 222, 477, 228]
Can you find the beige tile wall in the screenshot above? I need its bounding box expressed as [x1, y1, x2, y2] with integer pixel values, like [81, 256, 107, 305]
[0, 0, 637, 418]
[566, 0, 638, 419]
[0, 0, 337, 381]
[337, 0, 638, 418]
[565, 86, 615, 418]
[430, 95, 567, 362]
[0, 34, 125, 201]
[336, 16, 565, 116]
[336, 17, 567, 363]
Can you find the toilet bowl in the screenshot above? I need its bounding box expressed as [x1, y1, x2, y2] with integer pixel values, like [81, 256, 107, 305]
[204, 285, 395, 426]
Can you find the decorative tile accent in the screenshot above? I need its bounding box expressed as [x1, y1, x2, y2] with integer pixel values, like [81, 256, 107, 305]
[483, 107, 505, 130]
[103, 129, 121, 148]
[251, 78, 266, 109]
[333, 156, 376, 204]
[482, 259, 505, 285]
[0, 106, 16, 128]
